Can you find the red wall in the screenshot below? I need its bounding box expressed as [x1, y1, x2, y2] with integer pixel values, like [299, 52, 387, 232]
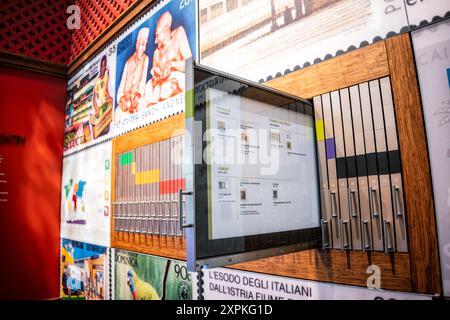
[0, 66, 66, 299]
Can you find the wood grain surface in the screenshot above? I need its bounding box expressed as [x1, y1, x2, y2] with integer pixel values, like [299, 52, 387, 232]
[113, 233, 186, 260]
[266, 41, 390, 99]
[113, 113, 185, 153]
[385, 34, 441, 295]
[231, 250, 411, 292]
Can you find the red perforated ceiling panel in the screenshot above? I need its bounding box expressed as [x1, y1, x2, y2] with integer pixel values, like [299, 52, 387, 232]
[0, 0, 72, 64]
[70, 0, 137, 61]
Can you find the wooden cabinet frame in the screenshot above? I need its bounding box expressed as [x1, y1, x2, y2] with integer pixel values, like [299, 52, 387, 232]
[229, 34, 441, 295]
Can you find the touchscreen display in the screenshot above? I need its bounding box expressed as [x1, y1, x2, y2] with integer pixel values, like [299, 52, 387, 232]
[206, 88, 320, 240]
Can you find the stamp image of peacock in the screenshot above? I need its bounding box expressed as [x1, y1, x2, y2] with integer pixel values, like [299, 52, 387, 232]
[114, 249, 195, 300]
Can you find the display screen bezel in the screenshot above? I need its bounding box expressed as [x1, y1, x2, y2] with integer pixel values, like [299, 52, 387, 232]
[192, 64, 322, 261]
